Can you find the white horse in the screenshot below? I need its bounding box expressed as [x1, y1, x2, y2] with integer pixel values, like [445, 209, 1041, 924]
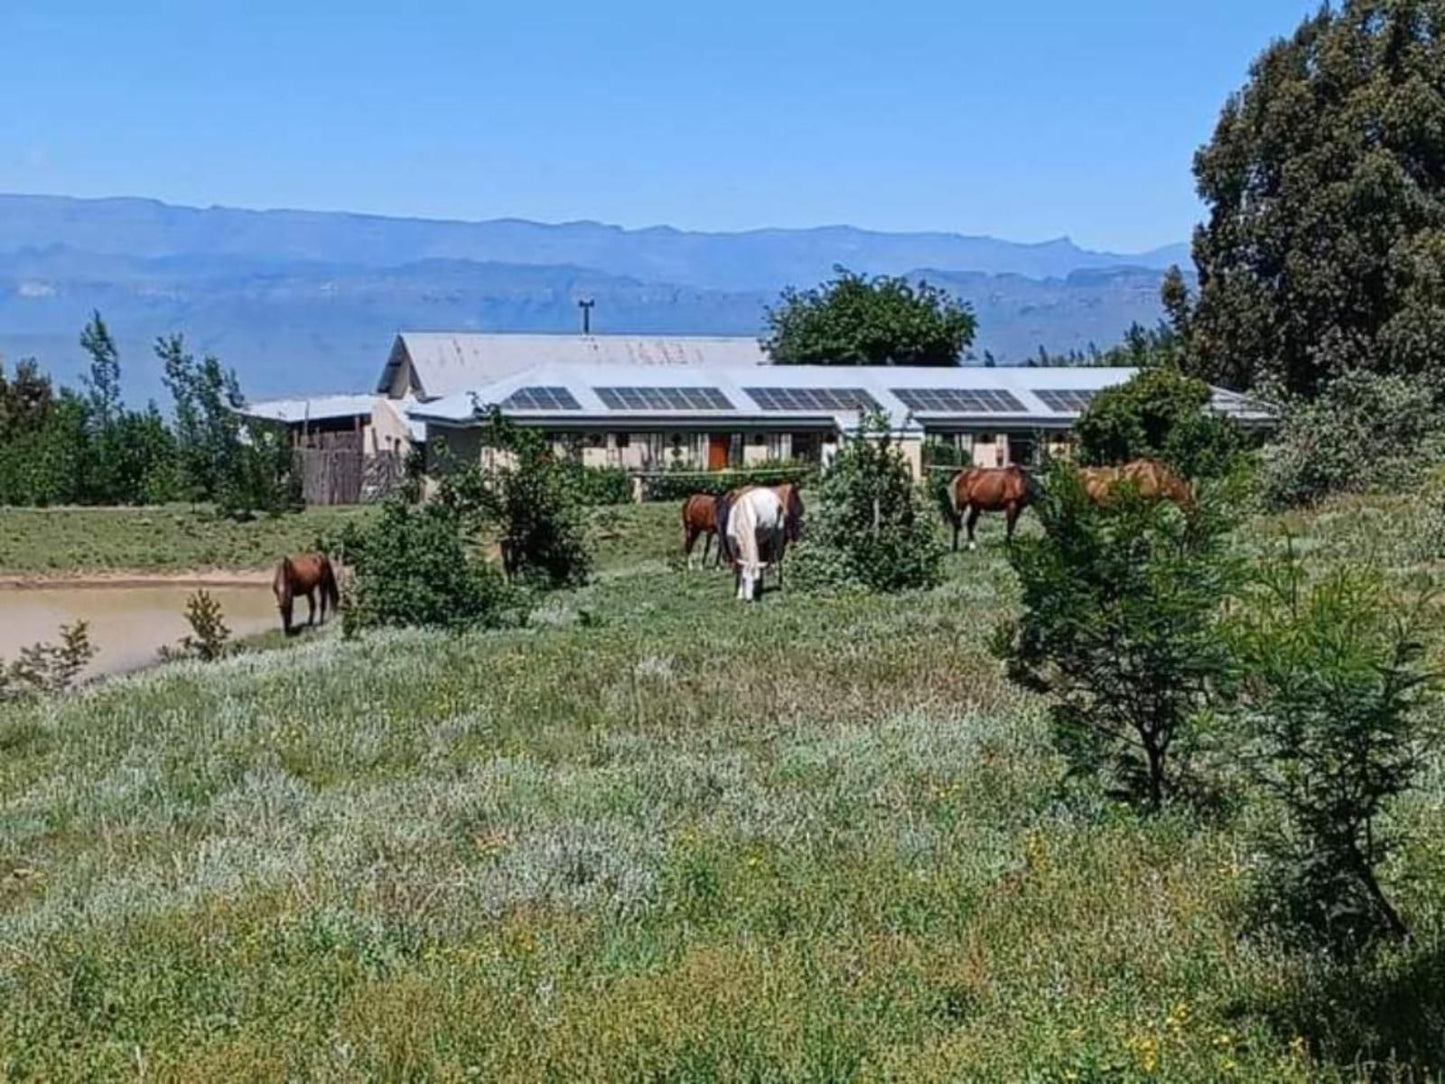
[726, 486, 786, 602]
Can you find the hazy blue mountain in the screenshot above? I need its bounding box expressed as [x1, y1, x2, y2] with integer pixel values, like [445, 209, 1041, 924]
[0, 245, 1179, 400]
[0, 194, 1186, 291]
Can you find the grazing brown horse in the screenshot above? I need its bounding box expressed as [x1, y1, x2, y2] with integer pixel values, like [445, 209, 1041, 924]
[1077, 459, 1194, 509]
[947, 466, 1034, 551]
[272, 553, 340, 636]
[682, 493, 723, 567]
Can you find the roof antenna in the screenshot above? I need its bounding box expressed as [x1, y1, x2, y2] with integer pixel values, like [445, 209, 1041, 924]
[578, 298, 595, 335]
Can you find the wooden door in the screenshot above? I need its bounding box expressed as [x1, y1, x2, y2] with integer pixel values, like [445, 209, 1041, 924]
[708, 434, 730, 472]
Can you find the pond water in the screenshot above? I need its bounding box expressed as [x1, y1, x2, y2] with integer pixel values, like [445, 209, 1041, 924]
[0, 584, 280, 678]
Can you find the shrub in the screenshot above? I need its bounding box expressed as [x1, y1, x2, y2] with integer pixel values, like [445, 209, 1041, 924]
[0, 622, 95, 701]
[1260, 371, 1441, 509]
[340, 500, 519, 635]
[922, 436, 971, 524]
[994, 464, 1239, 811]
[1073, 365, 1241, 480]
[1229, 555, 1440, 952]
[642, 461, 815, 503]
[160, 590, 232, 663]
[790, 412, 944, 593]
[566, 465, 633, 507]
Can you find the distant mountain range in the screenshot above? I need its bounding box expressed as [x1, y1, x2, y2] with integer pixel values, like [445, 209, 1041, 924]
[0, 194, 1191, 400]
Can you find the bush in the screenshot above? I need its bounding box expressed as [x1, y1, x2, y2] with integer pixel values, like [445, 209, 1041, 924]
[1261, 371, 1441, 509]
[642, 461, 815, 503]
[340, 500, 519, 635]
[0, 622, 95, 701]
[790, 413, 944, 593]
[994, 464, 1239, 811]
[922, 437, 971, 524]
[1073, 365, 1241, 480]
[159, 590, 232, 663]
[566, 465, 633, 507]
[1229, 555, 1440, 952]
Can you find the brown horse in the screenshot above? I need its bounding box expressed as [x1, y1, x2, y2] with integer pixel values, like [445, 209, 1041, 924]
[682, 493, 723, 567]
[272, 553, 340, 636]
[1077, 459, 1194, 509]
[947, 466, 1034, 551]
[772, 482, 806, 545]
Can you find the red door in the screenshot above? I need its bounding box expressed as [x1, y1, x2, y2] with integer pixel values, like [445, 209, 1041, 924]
[708, 434, 730, 472]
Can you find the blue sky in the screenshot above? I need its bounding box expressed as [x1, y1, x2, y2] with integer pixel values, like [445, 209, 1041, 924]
[3, 0, 1318, 252]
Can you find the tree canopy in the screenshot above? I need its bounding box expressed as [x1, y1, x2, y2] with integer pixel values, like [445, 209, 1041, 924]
[763, 266, 976, 366]
[1184, 0, 1445, 399]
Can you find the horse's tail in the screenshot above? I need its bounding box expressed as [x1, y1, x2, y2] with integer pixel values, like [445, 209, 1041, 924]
[321, 556, 341, 611]
[947, 470, 968, 520]
[272, 557, 293, 606]
[715, 494, 734, 567]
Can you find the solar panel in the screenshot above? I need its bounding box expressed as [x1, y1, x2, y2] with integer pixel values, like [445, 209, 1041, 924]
[1034, 389, 1097, 412]
[890, 388, 1028, 413]
[501, 386, 582, 411]
[743, 387, 881, 412]
[595, 386, 733, 411]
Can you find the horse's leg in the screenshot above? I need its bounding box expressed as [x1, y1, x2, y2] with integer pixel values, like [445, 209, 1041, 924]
[952, 512, 961, 553]
[1005, 502, 1020, 542]
[306, 588, 317, 627]
[966, 506, 982, 551]
[683, 526, 697, 569]
[280, 594, 293, 637]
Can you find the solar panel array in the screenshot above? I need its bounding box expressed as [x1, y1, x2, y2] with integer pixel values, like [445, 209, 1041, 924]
[743, 387, 880, 412]
[1033, 389, 1096, 413]
[501, 386, 582, 411]
[595, 386, 734, 411]
[890, 388, 1027, 413]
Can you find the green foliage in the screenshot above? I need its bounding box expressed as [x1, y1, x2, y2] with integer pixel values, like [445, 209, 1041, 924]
[565, 464, 633, 507]
[996, 465, 1239, 811]
[641, 461, 814, 503]
[0, 621, 95, 702]
[1186, 1, 1445, 398]
[339, 500, 518, 634]
[922, 436, 971, 523]
[764, 265, 976, 366]
[1230, 554, 1440, 951]
[1260, 371, 1442, 508]
[790, 412, 944, 593]
[1073, 365, 1241, 480]
[160, 590, 233, 663]
[457, 410, 592, 590]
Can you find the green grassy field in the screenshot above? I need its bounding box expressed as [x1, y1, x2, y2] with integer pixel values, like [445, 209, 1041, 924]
[1, 497, 1443, 1080]
[0, 505, 374, 575]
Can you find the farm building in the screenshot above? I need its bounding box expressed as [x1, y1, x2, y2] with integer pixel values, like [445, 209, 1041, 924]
[408, 362, 1274, 480]
[240, 394, 420, 455]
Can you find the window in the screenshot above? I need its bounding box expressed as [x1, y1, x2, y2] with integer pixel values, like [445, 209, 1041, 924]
[1034, 389, 1096, 412]
[595, 386, 733, 411]
[744, 387, 880, 412]
[501, 386, 582, 411]
[891, 388, 1027, 413]
[615, 433, 631, 449]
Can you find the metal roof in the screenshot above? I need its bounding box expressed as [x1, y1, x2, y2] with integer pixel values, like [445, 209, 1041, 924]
[408, 363, 1276, 432]
[241, 394, 379, 424]
[377, 332, 771, 400]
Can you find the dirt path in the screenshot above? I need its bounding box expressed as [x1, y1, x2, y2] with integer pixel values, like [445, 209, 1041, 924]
[0, 569, 273, 591]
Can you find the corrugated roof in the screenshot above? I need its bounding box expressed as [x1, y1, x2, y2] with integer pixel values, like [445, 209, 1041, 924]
[408, 363, 1277, 433]
[241, 394, 379, 424]
[378, 332, 770, 400]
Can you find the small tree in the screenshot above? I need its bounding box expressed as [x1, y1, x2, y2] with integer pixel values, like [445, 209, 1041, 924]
[160, 590, 232, 662]
[764, 266, 976, 366]
[1, 622, 95, 701]
[791, 411, 944, 593]
[1230, 555, 1440, 951]
[1073, 365, 1240, 481]
[995, 465, 1238, 811]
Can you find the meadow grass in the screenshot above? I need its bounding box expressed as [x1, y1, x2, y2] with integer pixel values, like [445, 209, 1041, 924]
[0, 497, 1443, 1079]
[0, 504, 373, 575]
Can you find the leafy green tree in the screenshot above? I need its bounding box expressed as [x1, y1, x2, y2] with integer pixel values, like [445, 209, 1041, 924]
[1073, 365, 1240, 480]
[0, 358, 55, 441]
[790, 411, 944, 593]
[995, 465, 1239, 811]
[1185, 0, 1445, 398]
[764, 266, 976, 366]
[1231, 554, 1440, 951]
[79, 312, 121, 429]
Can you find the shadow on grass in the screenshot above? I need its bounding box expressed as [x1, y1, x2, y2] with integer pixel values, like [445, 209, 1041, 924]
[1258, 940, 1445, 1077]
